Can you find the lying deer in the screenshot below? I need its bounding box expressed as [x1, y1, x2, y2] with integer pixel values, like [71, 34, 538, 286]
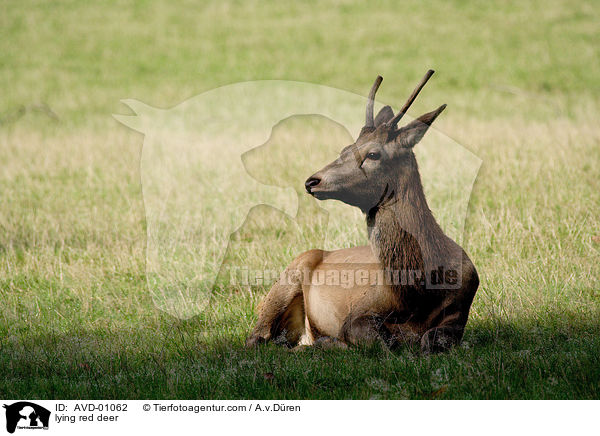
[246, 71, 479, 353]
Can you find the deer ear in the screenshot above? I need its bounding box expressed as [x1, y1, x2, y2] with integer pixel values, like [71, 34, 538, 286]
[394, 104, 446, 148]
[374, 105, 394, 126]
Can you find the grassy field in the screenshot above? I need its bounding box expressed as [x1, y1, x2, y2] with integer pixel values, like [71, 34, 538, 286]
[1, 0, 599, 399]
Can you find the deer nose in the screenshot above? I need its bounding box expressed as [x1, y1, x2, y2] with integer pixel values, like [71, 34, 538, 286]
[305, 177, 321, 193]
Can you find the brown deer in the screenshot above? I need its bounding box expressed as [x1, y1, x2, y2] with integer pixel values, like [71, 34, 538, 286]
[246, 71, 479, 353]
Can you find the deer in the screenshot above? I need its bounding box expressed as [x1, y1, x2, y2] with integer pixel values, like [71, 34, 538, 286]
[246, 71, 479, 353]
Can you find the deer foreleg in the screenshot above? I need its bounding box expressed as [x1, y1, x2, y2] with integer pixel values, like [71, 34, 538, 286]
[340, 314, 394, 347]
[420, 325, 464, 354]
[246, 279, 304, 347]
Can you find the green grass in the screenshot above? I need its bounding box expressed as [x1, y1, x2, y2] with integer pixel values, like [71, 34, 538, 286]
[1, 0, 599, 399]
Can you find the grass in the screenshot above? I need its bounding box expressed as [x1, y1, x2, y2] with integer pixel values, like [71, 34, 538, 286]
[1, 0, 599, 399]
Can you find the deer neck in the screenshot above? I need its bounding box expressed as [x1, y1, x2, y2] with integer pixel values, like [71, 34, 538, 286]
[367, 170, 444, 276]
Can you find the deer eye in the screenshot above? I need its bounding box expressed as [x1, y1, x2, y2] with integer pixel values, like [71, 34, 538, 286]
[366, 151, 381, 160]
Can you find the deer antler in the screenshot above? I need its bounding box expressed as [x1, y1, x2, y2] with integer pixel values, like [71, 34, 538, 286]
[388, 70, 435, 128]
[364, 75, 383, 129]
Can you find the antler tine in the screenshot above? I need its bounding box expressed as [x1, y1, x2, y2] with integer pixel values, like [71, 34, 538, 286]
[364, 75, 383, 128]
[388, 70, 435, 128]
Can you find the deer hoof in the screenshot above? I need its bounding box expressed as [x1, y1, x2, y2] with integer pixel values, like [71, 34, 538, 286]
[314, 336, 349, 350]
[245, 335, 267, 348]
[420, 328, 456, 354]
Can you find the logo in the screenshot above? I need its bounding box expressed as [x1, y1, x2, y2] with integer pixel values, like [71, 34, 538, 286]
[3, 402, 50, 433]
[114, 80, 481, 319]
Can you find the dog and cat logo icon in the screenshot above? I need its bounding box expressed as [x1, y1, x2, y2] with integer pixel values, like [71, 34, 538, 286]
[3, 402, 50, 433]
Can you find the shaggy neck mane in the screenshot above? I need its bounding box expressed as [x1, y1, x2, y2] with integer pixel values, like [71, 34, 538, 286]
[367, 165, 450, 295]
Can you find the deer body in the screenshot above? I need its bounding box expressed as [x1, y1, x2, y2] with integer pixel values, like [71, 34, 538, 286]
[246, 72, 479, 353]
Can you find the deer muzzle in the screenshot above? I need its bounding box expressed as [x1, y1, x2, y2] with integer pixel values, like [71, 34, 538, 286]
[305, 176, 321, 194]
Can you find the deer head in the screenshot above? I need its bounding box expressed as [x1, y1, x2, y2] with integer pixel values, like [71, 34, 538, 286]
[305, 71, 446, 213]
